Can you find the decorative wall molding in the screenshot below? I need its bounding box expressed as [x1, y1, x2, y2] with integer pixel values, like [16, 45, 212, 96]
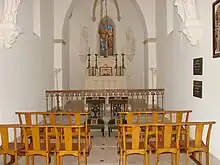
[92, 0, 121, 22]
[0, 0, 22, 49]
[175, 0, 202, 46]
[54, 39, 66, 45]
[143, 38, 156, 45]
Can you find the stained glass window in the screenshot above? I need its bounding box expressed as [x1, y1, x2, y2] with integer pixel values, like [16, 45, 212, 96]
[99, 22, 114, 57]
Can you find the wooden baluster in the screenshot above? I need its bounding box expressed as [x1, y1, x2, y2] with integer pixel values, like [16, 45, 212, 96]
[50, 93, 54, 111]
[156, 91, 159, 109]
[62, 93, 65, 110]
[146, 93, 149, 110]
[152, 92, 155, 110]
[161, 91, 164, 110]
[46, 92, 49, 112]
[56, 92, 60, 111]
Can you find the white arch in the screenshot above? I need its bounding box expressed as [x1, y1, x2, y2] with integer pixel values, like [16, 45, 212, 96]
[54, 0, 153, 89]
[129, 0, 148, 38]
[54, 0, 151, 39]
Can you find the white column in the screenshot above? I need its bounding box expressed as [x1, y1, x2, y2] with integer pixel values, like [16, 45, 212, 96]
[143, 42, 149, 88]
[147, 39, 157, 89]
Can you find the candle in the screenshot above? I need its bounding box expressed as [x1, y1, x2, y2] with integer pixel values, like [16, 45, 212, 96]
[88, 47, 90, 54]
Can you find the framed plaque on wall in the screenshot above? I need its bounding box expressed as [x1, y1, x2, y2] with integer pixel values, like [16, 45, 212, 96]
[193, 58, 203, 75]
[193, 80, 203, 98]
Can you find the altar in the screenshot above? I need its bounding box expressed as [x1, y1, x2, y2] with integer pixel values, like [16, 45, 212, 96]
[86, 76, 127, 89]
[85, 54, 127, 89]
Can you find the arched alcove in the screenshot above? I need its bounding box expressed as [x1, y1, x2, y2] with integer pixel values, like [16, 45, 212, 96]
[58, 0, 151, 89]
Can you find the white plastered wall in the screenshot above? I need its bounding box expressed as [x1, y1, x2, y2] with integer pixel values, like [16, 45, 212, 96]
[0, 0, 54, 123]
[156, 0, 220, 161]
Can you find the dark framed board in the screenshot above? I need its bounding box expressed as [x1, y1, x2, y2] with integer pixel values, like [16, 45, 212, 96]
[193, 58, 203, 75]
[193, 80, 202, 98]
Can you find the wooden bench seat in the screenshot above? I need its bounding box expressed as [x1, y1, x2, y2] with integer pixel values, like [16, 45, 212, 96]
[118, 121, 216, 165]
[16, 112, 91, 141]
[0, 124, 91, 165]
[0, 125, 25, 165]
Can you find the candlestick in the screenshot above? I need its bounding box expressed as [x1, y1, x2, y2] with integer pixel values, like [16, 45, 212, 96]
[87, 53, 91, 69]
[115, 54, 118, 68]
[95, 54, 98, 69]
[121, 53, 125, 69]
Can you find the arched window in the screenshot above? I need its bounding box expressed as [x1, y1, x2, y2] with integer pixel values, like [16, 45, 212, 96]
[99, 17, 114, 57]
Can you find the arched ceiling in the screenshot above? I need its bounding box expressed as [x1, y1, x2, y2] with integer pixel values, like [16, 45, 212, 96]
[54, 0, 154, 39]
[92, 0, 121, 22]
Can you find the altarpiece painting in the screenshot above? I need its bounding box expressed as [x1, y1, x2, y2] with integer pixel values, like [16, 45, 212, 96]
[99, 17, 114, 57]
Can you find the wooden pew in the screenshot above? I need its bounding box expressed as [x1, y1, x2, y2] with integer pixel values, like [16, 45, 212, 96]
[0, 124, 25, 165]
[22, 125, 89, 165]
[0, 124, 91, 165]
[164, 110, 192, 123]
[181, 121, 216, 165]
[116, 110, 192, 136]
[15, 112, 89, 125]
[22, 125, 55, 165]
[15, 112, 91, 146]
[118, 124, 152, 165]
[115, 111, 167, 153]
[109, 111, 166, 134]
[118, 121, 216, 165]
[118, 123, 182, 165]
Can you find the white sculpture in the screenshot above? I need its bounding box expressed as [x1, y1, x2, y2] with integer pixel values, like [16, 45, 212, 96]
[125, 27, 135, 62]
[0, 0, 22, 49]
[78, 25, 89, 63]
[175, 0, 202, 46]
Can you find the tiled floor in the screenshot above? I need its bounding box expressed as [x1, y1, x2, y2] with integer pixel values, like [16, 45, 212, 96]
[0, 131, 200, 165]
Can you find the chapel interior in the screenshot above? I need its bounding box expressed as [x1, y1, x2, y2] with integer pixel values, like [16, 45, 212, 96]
[0, 0, 220, 165]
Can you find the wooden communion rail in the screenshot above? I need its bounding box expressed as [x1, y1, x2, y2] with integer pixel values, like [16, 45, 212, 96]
[45, 89, 165, 112]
